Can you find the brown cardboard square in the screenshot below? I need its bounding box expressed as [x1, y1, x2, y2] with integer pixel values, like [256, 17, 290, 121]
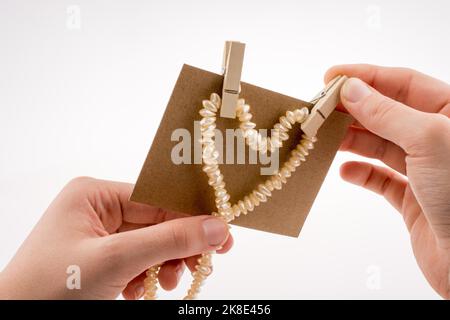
[131, 64, 353, 237]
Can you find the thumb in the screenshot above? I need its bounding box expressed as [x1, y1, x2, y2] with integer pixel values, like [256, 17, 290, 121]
[98, 215, 229, 278]
[340, 77, 435, 153]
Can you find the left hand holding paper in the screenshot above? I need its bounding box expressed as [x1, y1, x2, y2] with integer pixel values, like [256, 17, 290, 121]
[0, 177, 232, 299]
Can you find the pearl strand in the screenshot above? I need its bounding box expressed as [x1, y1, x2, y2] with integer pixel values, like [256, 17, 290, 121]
[143, 264, 160, 300]
[235, 98, 310, 155]
[143, 93, 316, 300]
[202, 94, 316, 223]
[144, 252, 214, 300]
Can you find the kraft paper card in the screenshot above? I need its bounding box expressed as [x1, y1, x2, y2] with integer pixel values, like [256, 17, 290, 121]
[131, 64, 352, 237]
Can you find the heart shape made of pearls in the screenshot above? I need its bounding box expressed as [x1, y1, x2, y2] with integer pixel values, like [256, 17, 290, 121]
[200, 93, 317, 223]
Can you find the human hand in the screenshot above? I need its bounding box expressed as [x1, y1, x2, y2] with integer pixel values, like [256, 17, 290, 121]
[325, 64, 450, 299]
[0, 177, 232, 299]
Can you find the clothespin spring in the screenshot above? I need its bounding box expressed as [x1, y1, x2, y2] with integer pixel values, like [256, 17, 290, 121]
[301, 75, 348, 137]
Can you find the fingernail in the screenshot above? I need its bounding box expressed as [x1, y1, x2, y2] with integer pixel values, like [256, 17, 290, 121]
[342, 78, 372, 103]
[135, 284, 145, 299]
[202, 218, 228, 246]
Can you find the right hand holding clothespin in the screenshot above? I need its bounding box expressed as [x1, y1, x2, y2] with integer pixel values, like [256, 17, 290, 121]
[301, 75, 348, 137]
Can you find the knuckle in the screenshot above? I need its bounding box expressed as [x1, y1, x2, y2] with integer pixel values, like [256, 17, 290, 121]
[380, 175, 392, 195]
[155, 207, 169, 223]
[66, 176, 95, 188]
[170, 222, 190, 252]
[421, 114, 450, 139]
[362, 165, 375, 189]
[406, 113, 450, 154]
[396, 67, 417, 77]
[62, 176, 97, 211]
[368, 96, 397, 124]
[373, 138, 388, 161]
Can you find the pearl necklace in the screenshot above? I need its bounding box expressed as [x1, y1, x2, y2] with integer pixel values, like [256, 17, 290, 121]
[144, 93, 316, 300]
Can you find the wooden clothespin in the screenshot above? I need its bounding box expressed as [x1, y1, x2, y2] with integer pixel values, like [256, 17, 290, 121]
[301, 75, 348, 137]
[220, 41, 246, 118]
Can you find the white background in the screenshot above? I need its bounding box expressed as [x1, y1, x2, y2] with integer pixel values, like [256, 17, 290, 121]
[1, 0, 448, 299]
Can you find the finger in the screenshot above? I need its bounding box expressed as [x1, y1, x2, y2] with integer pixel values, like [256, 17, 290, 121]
[340, 161, 407, 212]
[340, 126, 407, 174]
[184, 234, 234, 272]
[108, 181, 189, 224]
[185, 255, 201, 273]
[117, 221, 235, 239]
[339, 77, 437, 154]
[216, 233, 234, 254]
[349, 120, 365, 129]
[158, 259, 185, 291]
[79, 178, 189, 227]
[123, 260, 185, 298]
[99, 215, 230, 278]
[122, 271, 147, 300]
[334, 102, 364, 129]
[117, 221, 149, 233]
[122, 204, 189, 225]
[325, 64, 450, 116]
